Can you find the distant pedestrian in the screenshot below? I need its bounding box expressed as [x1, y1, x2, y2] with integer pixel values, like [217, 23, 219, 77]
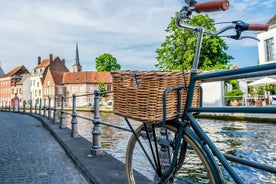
[12, 93, 19, 111]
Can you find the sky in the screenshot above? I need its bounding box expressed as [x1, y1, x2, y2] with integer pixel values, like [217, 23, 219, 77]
[0, 0, 275, 73]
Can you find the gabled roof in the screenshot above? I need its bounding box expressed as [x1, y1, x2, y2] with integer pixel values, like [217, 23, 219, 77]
[34, 56, 62, 70]
[35, 59, 51, 69]
[1, 65, 29, 78]
[267, 14, 276, 26]
[63, 71, 112, 84]
[51, 70, 66, 85]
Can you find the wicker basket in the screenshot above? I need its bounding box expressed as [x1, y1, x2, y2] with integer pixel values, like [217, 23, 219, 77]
[111, 70, 200, 124]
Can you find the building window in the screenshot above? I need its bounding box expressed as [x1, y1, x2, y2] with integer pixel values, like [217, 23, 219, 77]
[58, 87, 62, 95]
[89, 85, 94, 92]
[50, 87, 54, 94]
[89, 95, 93, 104]
[79, 85, 83, 92]
[265, 37, 275, 62]
[71, 86, 75, 93]
[107, 84, 112, 91]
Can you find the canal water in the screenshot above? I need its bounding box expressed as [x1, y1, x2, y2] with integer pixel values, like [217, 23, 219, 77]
[62, 112, 276, 183]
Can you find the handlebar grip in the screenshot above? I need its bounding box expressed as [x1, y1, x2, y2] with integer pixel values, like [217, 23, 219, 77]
[247, 24, 269, 31]
[194, 0, 229, 13]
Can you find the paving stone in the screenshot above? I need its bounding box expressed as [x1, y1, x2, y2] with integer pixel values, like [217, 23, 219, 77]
[0, 112, 88, 184]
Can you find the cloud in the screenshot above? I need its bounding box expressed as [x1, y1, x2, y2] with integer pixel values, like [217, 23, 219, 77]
[0, 0, 275, 72]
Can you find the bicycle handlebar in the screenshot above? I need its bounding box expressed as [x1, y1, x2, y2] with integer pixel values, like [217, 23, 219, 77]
[177, 1, 269, 40]
[194, 0, 229, 13]
[248, 24, 269, 31]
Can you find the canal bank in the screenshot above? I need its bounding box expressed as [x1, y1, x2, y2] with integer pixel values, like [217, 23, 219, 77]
[17, 111, 129, 184]
[195, 113, 276, 124]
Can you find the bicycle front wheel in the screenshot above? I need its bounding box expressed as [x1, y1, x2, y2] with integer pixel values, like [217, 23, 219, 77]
[125, 123, 221, 184]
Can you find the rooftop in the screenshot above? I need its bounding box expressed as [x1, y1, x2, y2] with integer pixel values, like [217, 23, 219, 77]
[63, 71, 112, 84]
[267, 14, 276, 26]
[1, 65, 29, 78]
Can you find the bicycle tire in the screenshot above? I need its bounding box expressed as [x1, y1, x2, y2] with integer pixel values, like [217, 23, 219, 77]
[125, 123, 223, 184]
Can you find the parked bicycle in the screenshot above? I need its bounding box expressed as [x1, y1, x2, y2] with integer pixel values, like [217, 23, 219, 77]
[112, 0, 276, 183]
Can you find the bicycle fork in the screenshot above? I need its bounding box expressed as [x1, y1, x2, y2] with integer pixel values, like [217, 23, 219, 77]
[158, 122, 185, 183]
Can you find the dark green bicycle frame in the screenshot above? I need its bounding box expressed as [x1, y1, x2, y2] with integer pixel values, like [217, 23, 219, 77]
[183, 27, 276, 183]
[127, 25, 276, 184]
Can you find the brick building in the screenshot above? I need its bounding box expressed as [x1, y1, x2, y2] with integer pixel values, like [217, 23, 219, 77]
[63, 71, 112, 106]
[0, 65, 29, 105]
[30, 54, 69, 104]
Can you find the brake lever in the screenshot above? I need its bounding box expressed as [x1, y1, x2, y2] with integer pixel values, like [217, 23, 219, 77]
[220, 35, 260, 41]
[232, 20, 249, 31]
[238, 36, 260, 42]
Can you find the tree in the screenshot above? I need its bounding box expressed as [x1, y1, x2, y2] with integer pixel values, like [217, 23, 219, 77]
[95, 53, 121, 72]
[155, 14, 233, 70]
[98, 82, 108, 97]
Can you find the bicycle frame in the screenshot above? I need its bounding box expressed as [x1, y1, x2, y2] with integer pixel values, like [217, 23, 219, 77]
[125, 2, 276, 183]
[177, 23, 276, 183]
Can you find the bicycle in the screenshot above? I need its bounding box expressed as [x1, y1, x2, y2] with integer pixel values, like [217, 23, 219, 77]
[111, 0, 276, 183]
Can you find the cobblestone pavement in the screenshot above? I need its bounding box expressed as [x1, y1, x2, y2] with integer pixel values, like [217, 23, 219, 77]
[0, 112, 89, 184]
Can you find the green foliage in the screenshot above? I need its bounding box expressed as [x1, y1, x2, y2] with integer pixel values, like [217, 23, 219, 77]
[225, 89, 244, 101]
[98, 82, 108, 97]
[95, 53, 121, 72]
[256, 87, 265, 96]
[265, 84, 276, 93]
[155, 14, 233, 70]
[227, 79, 238, 89]
[248, 86, 256, 96]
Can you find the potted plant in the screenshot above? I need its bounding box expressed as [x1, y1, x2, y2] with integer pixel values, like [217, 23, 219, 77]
[225, 89, 244, 106]
[255, 87, 265, 106]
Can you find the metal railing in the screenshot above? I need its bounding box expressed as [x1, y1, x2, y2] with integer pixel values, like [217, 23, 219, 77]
[0, 90, 275, 175]
[0, 90, 130, 157]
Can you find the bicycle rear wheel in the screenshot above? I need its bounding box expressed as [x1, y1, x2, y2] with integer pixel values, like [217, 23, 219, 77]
[125, 123, 222, 184]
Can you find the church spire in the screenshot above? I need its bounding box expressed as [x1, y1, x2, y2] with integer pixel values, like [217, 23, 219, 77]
[75, 42, 80, 66]
[72, 42, 82, 72]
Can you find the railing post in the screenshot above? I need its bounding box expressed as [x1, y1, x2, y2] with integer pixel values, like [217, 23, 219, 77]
[91, 90, 103, 156]
[43, 98, 46, 117]
[71, 94, 79, 138]
[39, 98, 42, 115]
[59, 96, 65, 129]
[18, 101, 20, 112]
[23, 100, 26, 112]
[52, 96, 57, 123]
[29, 100, 32, 113]
[35, 103, 37, 114]
[48, 97, 51, 119]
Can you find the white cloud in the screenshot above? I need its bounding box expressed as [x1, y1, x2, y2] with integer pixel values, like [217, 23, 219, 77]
[0, 0, 275, 72]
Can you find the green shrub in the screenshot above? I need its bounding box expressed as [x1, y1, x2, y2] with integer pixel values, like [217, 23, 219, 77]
[225, 89, 244, 101]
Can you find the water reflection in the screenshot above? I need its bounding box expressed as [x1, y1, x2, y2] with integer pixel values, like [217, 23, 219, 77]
[62, 112, 276, 183]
